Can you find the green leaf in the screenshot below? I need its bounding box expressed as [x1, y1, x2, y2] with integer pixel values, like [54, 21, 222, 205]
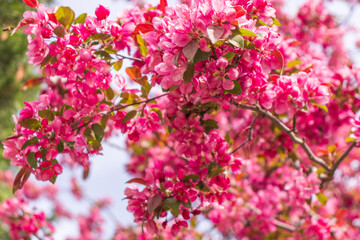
[57, 141, 65, 153]
[183, 62, 195, 84]
[41, 54, 57, 67]
[105, 45, 117, 54]
[113, 59, 123, 71]
[286, 59, 302, 68]
[310, 100, 328, 112]
[193, 49, 212, 63]
[195, 181, 211, 192]
[55, 6, 75, 29]
[256, 19, 268, 27]
[27, 152, 37, 169]
[105, 87, 115, 100]
[40, 148, 48, 161]
[91, 33, 111, 41]
[228, 35, 244, 48]
[94, 51, 112, 61]
[202, 119, 219, 134]
[74, 13, 87, 24]
[18, 118, 41, 130]
[38, 109, 55, 121]
[163, 198, 181, 217]
[238, 28, 257, 37]
[346, 136, 356, 143]
[140, 83, 152, 99]
[91, 124, 104, 141]
[49, 174, 57, 184]
[100, 115, 109, 128]
[121, 110, 137, 124]
[151, 107, 163, 121]
[223, 51, 237, 62]
[316, 193, 327, 205]
[244, 39, 255, 49]
[225, 80, 242, 95]
[271, 17, 281, 27]
[182, 174, 200, 182]
[136, 34, 148, 57]
[53, 25, 66, 38]
[21, 137, 39, 150]
[83, 127, 92, 140]
[89, 138, 101, 150]
[208, 166, 223, 178]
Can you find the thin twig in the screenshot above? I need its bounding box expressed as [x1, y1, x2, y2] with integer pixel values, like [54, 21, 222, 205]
[245, 203, 297, 232]
[108, 93, 168, 114]
[231, 114, 260, 154]
[116, 54, 143, 62]
[329, 141, 358, 176]
[292, 113, 297, 134]
[233, 102, 330, 171]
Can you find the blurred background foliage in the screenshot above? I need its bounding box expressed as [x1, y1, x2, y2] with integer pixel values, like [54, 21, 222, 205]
[0, 0, 52, 168]
[0, 1, 52, 237]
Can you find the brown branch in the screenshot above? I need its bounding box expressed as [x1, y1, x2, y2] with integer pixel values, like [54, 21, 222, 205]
[245, 203, 297, 232]
[230, 114, 260, 154]
[273, 219, 297, 232]
[233, 102, 330, 171]
[116, 53, 143, 62]
[108, 93, 168, 114]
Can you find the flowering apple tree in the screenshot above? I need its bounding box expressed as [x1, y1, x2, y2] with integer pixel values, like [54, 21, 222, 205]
[2, 0, 360, 239]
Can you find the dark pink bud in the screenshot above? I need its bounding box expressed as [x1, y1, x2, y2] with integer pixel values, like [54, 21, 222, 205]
[95, 5, 110, 20]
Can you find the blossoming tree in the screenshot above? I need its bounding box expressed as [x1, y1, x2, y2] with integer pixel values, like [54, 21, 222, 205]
[2, 0, 360, 239]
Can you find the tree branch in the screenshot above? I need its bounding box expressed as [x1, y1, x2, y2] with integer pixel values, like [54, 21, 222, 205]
[329, 141, 357, 177]
[108, 93, 168, 114]
[245, 203, 297, 232]
[116, 54, 143, 62]
[233, 102, 330, 171]
[231, 114, 260, 154]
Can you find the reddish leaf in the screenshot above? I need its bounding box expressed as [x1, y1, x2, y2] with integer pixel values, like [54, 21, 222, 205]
[13, 167, 31, 193]
[126, 178, 148, 186]
[47, 13, 58, 24]
[269, 74, 279, 83]
[160, 0, 168, 13]
[4, 135, 22, 141]
[302, 64, 314, 73]
[271, 49, 284, 75]
[126, 66, 141, 80]
[23, 0, 38, 8]
[233, 6, 246, 18]
[135, 23, 155, 34]
[147, 194, 162, 214]
[289, 41, 301, 47]
[21, 77, 44, 91]
[83, 168, 90, 180]
[11, 18, 36, 36]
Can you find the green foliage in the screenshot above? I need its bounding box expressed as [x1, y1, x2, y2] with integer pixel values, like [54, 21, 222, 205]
[0, 0, 51, 167]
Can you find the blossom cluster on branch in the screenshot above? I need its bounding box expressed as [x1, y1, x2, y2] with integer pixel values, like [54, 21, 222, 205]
[2, 0, 360, 239]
